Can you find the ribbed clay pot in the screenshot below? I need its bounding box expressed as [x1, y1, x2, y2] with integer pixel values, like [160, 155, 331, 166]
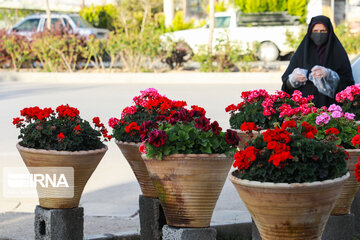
[115, 141, 157, 198]
[233, 129, 262, 150]
[331, 149, 360, 215]
[230, 171, 349, 240]
[17, 143, 107, 209]
[142, 154, 232, 228]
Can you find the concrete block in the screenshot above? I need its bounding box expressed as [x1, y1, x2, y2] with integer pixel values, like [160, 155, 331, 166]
[139, 195, 166, 240]
[162, 225, 216, 240]
[322, 214, 355, 240]
[34, 205, 83, 240]
[351, 190, 360, 234]
[251, 220, 261, 240]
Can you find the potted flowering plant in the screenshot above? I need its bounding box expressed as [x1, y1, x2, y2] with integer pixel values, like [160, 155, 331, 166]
[13, 104, 110, 208]
[336, 83, 360, 121]
[226, 89, 315, 149]
[140, 106, 239, 228]
[300, 104, 359, 215]
[109, 88, 187, 198]
[229, 121, 349, 239]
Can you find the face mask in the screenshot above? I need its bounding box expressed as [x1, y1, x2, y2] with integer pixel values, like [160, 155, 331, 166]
[310, 32, 329, 46]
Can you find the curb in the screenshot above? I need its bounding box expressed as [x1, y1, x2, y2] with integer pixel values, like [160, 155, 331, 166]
[86, 222, 252, 240]
[0, 72, 282, 85]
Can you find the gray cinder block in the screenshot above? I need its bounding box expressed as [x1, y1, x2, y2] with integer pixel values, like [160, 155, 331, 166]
[162, 225, 216, 240]
[34, 205, 83, 240]
[139, 195, 166, 240]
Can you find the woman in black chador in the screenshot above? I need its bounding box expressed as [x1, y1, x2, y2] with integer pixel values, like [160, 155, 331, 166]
[281, 15, 354, 107]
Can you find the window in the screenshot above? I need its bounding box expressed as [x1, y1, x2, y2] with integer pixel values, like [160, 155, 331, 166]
[69, 16, 92, 28]
[44, 18, 64, 29]
[63, 18, 73, 30]
[14, 18, 40, 31]
[215, 17, 230, 28]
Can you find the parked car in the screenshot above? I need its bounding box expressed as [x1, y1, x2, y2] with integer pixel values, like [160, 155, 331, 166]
[162, 10, 305, 62]
[11, 13, 109, 39]
[352, 54, 360, 84]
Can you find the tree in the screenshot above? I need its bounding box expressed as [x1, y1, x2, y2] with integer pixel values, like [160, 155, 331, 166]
[45, 0, 51, 30]
[164, 0, 174, 27]
[208, 0, 215, 53]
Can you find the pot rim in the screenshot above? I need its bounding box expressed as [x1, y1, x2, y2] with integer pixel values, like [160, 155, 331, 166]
[231, 129, 266, 134]
[142, 153, 231, 160]
[344, 148, 360, 153]
[16, 143, 108, 155]
[229, 170, 350, 189]
[115, 140, 141, 146]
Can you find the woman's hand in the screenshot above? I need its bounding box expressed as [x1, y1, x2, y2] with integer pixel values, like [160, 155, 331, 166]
[311, 66, 328, 78]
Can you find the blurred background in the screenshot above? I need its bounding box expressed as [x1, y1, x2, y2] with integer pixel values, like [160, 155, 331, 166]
[0, 0, 357, 73]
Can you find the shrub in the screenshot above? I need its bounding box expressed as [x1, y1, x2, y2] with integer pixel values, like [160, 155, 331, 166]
[161, 38, 193, 69]
[335, 23, 360, 55]
[31, 26, 87, 72]
[171, 11, 195, 31]
[1, 32, 34, 71]
[80, 4, 118, 30]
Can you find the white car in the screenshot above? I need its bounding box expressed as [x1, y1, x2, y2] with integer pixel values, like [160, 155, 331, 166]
[11, 13, 109, 39]
[352, 54, 360, 84]
[163, 10, 305, 62]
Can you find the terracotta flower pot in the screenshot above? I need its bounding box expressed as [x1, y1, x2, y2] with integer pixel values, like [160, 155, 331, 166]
[230, 171, 349, 240]
[232, 129, 262, 150]
[17, 143, 107, 209]
[115, 141, 157, 198]
[331, 149, 360, 215]
[142, 154, 232, 228]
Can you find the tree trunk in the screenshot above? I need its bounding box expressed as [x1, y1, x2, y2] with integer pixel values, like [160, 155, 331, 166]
[45, 0, 51, 30]
[208, 0, 215, 53]
[164, 0, 175, 27]
[183, 0, 187, 20]
[81, 0, 85, 8]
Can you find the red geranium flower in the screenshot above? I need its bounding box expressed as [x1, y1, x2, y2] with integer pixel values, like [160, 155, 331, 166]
[195, 116, 211, 131]
[325, 127, 339, 135]
[74, 125, 81, 131]
[225, 129, 240, 146]
[57, 132, 65, 142]
[125, 122, 140, 134]
[210, 121, 222, 136]
[352, 135, 360, 147]
[240, 122, 258, 132]
[148, 130, 168, 147]
[355, 157, 360, 182]
[233, 146, 259, 170]
[281, 120, 297, 130]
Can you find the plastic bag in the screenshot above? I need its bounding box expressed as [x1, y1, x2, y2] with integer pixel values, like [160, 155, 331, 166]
[308, 65, 340, 98]
[288, 68, 308, 88]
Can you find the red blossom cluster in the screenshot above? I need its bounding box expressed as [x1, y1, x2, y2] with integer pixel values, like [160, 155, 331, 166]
[355, 157, 360, 182]
[233, 146, 259, 170]
[263, 126, 293, 167]
[301, 122, 318, 139]
[325, 127, 339, 135]
[351, 126, 360, 147]
[240, 122, 258, 132]
[57, 132, 65, 142]
[20, 106, 54, 121]
[125, 122, 141, 136]
[93, 117, 112, 141]
[56, 104, 79, 118]
[225, 129, 240, 147]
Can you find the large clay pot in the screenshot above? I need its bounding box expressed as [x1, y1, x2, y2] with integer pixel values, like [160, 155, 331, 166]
[17, 143, 107, 209]
[230, 171, 349, 240]
[332, 149, 360, 215]
[115, 141, 157, 198]
[233, 129, 262, 150]
[142, 154, 232, 228]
